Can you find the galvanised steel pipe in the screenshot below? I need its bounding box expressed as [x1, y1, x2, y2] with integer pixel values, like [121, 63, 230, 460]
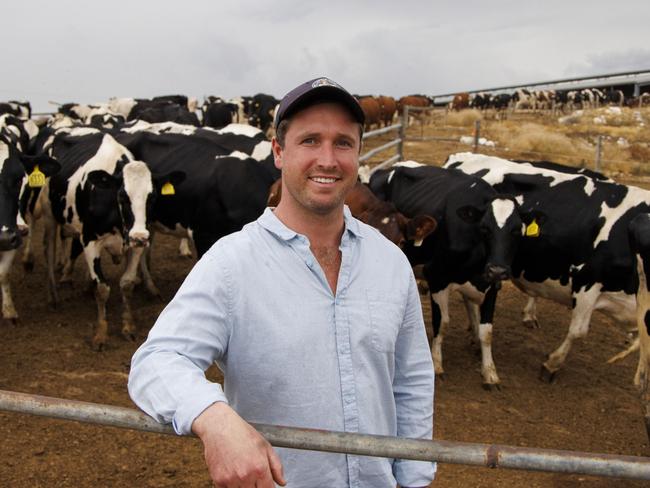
[1, 389, 649, 481]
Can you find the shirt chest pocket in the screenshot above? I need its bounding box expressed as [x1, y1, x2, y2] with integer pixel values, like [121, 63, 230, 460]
[366, 290, 404, 353]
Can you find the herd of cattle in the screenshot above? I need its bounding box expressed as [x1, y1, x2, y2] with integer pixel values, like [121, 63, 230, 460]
[451, 87, 650, 113]
[1, 94, 650, 442]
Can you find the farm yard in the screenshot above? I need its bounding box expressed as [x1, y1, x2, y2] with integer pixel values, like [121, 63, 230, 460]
[2, 100, 650, 487]
[0, 216, 647, 487]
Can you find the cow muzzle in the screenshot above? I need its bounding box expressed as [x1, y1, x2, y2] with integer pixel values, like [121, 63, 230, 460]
[484, 264, 511, 282]
[0, 230, 22, 251]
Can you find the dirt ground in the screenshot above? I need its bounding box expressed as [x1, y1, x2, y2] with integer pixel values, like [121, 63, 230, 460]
[0, 231, 647, 487]
[1, 136, 650, 486]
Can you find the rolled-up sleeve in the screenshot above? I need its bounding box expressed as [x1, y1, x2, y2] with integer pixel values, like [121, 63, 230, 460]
[128, 250, 233, 435]
[392, 273, 436, 487]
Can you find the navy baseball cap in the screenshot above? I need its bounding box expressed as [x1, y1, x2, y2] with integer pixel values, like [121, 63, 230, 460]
[274, 77, 365, 129]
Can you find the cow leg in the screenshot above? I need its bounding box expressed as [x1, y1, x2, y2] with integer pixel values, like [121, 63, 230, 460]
[119, 247, 145, 341]
[430, 288, 450, 380]
[83, 240, 111, 351]
[461, 296, 480, 343]
[60, 237, 83, 285]
[541, 284, 601, 382]
[178, 237, 193, 258]
[634, 256, 650, 441]
[523, 296, 540, 328]
[21, 221, 34, 272]
[138, 246, 161, 298]
[0, 250, 18, 324]
[638, 323, 650, 442]
[42, 217, 60, 307]
[477, 285, 501, 390]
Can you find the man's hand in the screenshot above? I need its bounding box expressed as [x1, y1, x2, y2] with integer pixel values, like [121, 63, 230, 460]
[192, 402, 286, 487]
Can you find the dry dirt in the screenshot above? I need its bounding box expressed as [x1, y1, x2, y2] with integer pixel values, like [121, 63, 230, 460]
[1, 134, 649, 486]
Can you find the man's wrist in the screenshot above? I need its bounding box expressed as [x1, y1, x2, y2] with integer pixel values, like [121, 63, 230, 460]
[191, 401, 231, 438]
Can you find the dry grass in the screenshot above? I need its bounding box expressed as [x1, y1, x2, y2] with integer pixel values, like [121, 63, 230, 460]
[445, 109, 483, 127]
[361, 106, 650, 176]
[487, 123, 580, 161]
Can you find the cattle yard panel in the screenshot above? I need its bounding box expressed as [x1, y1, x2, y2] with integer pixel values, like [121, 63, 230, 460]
[360, 122, 403, 172]
[1, 389, 650, 481]
[401, 107, 650, 176]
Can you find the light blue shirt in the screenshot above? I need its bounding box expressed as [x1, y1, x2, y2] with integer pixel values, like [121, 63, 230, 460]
[128, 207, 435, 488]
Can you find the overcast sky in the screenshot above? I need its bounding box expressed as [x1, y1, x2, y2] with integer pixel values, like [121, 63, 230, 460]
[3, 0, 649, 113]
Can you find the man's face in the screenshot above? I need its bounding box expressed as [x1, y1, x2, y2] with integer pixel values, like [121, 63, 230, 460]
[272, 102, 360, 217]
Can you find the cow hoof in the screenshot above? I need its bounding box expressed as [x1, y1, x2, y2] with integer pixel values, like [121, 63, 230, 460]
[482, 382, 501, 392]
[22, 261, 34, 273]
[91, 337, 107, 352]
[523, 319, 540, 329]
[539, 365, 557, 384]
[435, 372, 447, 382]
[121, 329, 136, 342]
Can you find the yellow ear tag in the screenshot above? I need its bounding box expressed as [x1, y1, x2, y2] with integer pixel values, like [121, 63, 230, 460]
[526, 219, 540, 237]
[28, 165, 46, 188]
[161, 182, 175, 196]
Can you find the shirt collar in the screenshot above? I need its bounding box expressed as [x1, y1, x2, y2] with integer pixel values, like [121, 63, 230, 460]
[259, 206, 363, 242]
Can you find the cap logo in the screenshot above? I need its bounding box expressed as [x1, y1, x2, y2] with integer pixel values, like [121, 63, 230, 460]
[312, 78, 340, 89]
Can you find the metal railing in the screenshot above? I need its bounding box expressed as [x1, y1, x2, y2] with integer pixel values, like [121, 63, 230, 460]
[360, 120, 404, 172]
[1, 389, 649, 481]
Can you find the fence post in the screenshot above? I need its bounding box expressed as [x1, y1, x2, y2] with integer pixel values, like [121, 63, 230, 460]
[473, 120, 481, 153]
[595, 135, 603, 172]
[398, 106, 406, 162]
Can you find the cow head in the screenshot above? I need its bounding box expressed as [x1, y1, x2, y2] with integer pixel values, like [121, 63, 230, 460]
[86, 161, 154, 248]
[0, 144, 60, 251]
[456, 195, 524, 282]
[360, 203, 437, 249]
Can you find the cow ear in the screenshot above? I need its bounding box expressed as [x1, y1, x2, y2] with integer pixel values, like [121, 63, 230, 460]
[20, 154, 61, 177]
[86, 170, 121, 189]
[406, 215, 437, 245]
[456, 205, 483, 223]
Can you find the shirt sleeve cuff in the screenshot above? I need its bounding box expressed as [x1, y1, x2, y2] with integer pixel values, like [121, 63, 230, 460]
[171, 384, 229, 435]
[393, 459, 436, 488]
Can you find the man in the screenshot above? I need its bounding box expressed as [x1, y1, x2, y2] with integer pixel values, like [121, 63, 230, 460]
[128, 77, 435, 488]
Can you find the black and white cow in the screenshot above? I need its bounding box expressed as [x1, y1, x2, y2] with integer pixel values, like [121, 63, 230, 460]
[114, 124, 279, 256]
[248, 93, 279, 135]
[41, 132, 180, 350]
[0, 134, 60, 322]
[1, 114, 54, 271]
[511, 89, 535, 111]
[444, 152, 650, 386]
[369, 161, 525, 388]
[628, 213, 650, 440]
[0, 101, 31, 120]
[201, 97, 238, 129]
[470, 93, 492, 111]
[604, 89, 625, 107]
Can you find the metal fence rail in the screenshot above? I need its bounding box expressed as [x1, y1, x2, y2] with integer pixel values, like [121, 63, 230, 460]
[1, 389, 649, 481]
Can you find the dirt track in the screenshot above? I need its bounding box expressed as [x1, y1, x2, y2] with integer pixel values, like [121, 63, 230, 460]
[0, 216, 648, 487]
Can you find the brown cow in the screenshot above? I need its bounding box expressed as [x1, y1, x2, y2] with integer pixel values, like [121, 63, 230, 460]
[376, 95, 397, 127]
[267, 179, 436, 248]
[450, 92, 470, 111]
[397, 95, 433, 125]
[358, 96, 381, 131]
